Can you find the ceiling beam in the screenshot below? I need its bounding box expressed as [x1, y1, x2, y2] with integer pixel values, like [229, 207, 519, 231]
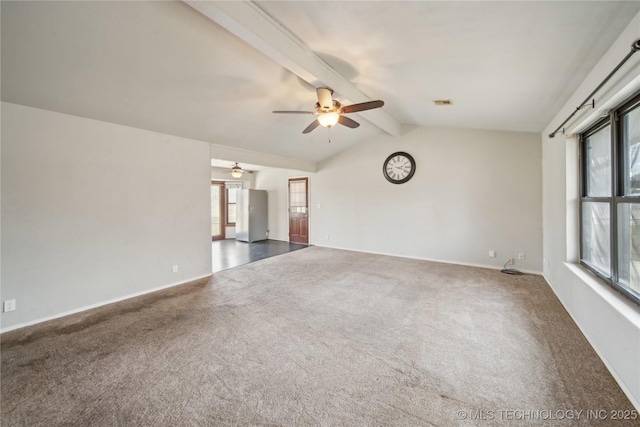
[185, 0, 403, 136]
[211, 143, 317, 173]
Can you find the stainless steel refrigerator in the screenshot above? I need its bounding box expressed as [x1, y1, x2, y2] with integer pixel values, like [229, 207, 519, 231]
[235, 189, 268, 242]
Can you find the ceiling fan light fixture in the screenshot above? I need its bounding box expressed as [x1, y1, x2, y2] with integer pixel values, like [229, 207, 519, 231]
[273, 87, 384, 134]
[318, 112, 340, 128]
[231, 163, 244, 178]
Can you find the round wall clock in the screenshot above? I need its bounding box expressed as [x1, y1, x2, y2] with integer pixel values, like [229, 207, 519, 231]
[383, 152, 416, 184]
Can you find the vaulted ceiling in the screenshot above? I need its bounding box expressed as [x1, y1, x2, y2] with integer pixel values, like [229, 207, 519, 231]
[2, 1, 639, 166]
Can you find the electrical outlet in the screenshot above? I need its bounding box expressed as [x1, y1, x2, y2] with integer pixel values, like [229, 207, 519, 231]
[489, 250, 496, 258]
[518, 253, 525, 260]
[3, 299, 16, 312]
[508, 258, 514, 265]
[172, 265, 178, 273]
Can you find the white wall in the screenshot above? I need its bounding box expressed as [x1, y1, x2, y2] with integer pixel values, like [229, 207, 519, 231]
[308, 125, 542, 271]
[542, 12, 640, 410]
[255, 125, 541, 271]
[1, 103, 212, 331]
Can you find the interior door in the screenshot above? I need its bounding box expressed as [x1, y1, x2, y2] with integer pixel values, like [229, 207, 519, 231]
[288, 177, 309, 244]
[211, 181, 225, 241]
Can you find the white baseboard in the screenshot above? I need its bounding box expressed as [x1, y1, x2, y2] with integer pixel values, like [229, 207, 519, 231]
[312, 244, 543, 275]
[543, 270, 640, 412]
[0, 273, 213, 334]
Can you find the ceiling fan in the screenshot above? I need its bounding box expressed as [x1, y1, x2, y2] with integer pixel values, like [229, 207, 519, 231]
[227, 162, 253, 178]
[230, 162, 244, 178]
[273, 87, 384, 134]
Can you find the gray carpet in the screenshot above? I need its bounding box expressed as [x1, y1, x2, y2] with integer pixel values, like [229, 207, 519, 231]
[1, 247, 637, 426]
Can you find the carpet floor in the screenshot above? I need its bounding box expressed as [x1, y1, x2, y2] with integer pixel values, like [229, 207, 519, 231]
[1, 247, 637, 426]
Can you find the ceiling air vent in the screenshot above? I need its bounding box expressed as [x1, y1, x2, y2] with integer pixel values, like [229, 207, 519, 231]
[433, 99, 453, 106]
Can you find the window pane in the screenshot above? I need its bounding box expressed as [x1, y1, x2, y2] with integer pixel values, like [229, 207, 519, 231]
[585, 124, 611, 197]
[623, 105, 640, 195]
[582, 201, 611, 276]
[227, 203, 236, 224]
[617, 204, 640, 297]
[290, 180, 307, 207]
[211, 185, 221, 236]
[227, 188, 237, 204]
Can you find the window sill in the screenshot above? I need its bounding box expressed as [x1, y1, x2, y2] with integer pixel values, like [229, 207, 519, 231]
[564, 262, 640, 324]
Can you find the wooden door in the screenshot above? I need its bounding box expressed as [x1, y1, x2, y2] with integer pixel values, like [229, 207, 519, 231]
[288, 177, 309, 244]
[211, 181, 226, 241]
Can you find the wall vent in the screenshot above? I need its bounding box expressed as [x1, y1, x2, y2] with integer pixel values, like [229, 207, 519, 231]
[433, 99, 453, 106]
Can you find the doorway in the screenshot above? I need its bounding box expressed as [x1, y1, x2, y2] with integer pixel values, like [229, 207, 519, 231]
[288, 177, 309, 244]
[211, 181, 225, 241]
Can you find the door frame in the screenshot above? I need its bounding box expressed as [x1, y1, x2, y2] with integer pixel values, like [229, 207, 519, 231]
[211, 180, 226, 241]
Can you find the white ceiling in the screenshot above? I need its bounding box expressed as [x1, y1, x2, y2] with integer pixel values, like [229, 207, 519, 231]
[2, 1, 639, 166]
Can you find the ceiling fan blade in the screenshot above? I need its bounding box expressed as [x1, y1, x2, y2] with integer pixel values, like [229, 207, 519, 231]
[341, 100, 384, 114]
[338, 115, 360, 129]
[316, 87, 333, 110]
[302, 120, 320, 134]
[273, 110, 315, 114]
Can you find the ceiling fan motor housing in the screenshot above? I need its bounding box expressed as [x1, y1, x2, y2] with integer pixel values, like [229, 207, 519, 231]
[315, 100, 342, 113]
[316, 87, 335, 110]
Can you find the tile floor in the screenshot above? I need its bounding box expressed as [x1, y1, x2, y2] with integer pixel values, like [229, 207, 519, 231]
[212, 239, 308, 272]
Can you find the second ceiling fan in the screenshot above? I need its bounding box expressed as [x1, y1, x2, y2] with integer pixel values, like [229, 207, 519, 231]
[273, 87, 384, 134]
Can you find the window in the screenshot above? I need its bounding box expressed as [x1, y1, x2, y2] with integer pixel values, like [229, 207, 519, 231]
[580, 92, 640, 305]
[211, 182, 225, 240]
[226, 184, 242, 225]
[226, 188, 237, 225]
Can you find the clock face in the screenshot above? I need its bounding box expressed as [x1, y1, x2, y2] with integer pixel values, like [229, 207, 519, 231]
[383, 152, 416, 184]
